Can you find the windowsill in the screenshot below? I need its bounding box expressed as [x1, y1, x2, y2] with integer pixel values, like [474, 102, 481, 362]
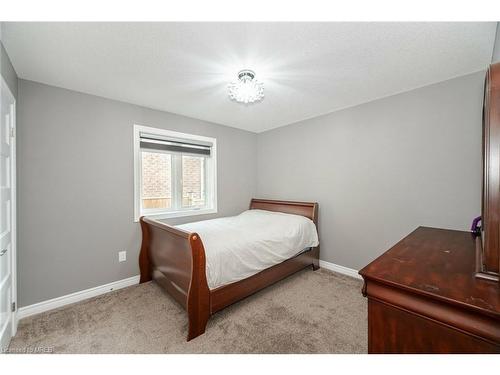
[134, 207, 218, 222]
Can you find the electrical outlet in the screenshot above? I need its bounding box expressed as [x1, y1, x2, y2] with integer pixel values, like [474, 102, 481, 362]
[118, 251, 127, 262]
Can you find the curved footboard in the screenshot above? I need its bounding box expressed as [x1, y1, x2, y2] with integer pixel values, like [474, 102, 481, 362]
[139, 217, 210, 341]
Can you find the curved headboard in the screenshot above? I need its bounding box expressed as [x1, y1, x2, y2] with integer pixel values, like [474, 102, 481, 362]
[249, 198, 318, 225]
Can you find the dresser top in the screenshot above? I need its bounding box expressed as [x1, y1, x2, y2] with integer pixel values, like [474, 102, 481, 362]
[359, 227, 500, 318]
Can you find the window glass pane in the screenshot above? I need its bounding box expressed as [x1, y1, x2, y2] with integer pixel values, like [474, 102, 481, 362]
[141, 151, 172, 209]
[182, 155, 206, 208]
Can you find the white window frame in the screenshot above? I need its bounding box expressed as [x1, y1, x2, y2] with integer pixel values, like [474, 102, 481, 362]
[133, 124, 217, 222]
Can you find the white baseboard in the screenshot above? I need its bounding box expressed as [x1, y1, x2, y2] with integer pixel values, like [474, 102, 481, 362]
[319, 260, 362, 280]
[17, 262, 359, 320]
[17, 275, 140, 320]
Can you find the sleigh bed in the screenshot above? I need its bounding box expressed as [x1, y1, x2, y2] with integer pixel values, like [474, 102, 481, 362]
[138, 198, 320, 341]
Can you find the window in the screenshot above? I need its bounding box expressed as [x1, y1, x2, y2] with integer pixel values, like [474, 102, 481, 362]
[134, 125, 217, 221]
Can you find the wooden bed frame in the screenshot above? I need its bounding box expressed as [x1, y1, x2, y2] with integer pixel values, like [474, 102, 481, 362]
[138, 198, 320, 341]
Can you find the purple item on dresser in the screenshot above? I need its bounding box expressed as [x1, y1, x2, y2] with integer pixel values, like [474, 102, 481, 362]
[471, 216, 481, 236]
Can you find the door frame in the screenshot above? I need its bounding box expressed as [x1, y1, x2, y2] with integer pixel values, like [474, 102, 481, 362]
[1, 75, 17, 339]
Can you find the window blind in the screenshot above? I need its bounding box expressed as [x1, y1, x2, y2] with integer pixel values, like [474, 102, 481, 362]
[139, 132, 212, 156]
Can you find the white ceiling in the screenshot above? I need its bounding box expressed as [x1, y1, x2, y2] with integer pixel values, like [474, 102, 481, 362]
[2, 22, 497, 133]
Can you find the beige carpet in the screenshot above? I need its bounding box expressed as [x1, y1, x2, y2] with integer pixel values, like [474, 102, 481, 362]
[10, 268, 367, 353]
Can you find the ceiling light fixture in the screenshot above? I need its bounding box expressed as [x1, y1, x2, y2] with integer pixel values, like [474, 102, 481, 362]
[228, 69, 264, 104]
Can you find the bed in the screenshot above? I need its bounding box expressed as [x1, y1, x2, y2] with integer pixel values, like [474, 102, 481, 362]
[138, 198, 320, 341]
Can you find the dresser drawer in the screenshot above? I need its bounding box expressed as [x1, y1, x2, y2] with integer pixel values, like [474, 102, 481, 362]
[367, 299, 500, 354]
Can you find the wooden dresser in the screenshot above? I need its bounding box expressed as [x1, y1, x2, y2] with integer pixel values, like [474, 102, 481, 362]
[359, 227, 500, 353]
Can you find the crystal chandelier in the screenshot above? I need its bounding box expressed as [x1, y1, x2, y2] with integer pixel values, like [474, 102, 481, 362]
[228, 70, 264, 104]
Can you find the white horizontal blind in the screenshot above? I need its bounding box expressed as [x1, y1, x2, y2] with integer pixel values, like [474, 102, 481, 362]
[140, 132, 212, 156]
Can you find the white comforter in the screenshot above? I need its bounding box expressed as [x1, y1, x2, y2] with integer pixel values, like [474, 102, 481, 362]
[177, 209, 319, 290]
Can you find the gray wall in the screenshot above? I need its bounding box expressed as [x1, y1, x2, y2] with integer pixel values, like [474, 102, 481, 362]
[0, 40, 18, 99]
[256, 71, 484, 271]
[17, 79, 257, 307]
[493, 22, 500, 63]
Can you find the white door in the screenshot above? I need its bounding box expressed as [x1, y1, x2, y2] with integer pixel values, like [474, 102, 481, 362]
[0, 77, 16, 351]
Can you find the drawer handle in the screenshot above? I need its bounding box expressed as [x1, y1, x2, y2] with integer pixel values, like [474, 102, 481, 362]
[0, 249, 7, 256]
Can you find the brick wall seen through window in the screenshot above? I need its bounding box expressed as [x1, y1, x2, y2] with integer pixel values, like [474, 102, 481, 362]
[141, 152, 204, 209]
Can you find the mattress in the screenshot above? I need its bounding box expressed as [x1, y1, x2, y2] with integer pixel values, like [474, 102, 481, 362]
[176, 209, 319, 289]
